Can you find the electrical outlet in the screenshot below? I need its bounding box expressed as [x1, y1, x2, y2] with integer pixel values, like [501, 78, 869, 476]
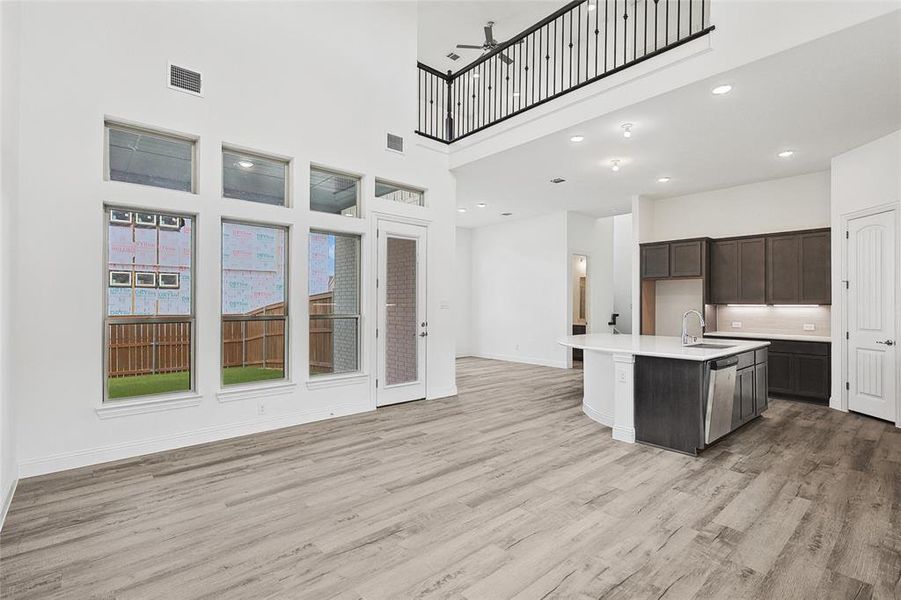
[803, 323, 816, 331]
[258, 401, 266, 415]
[617, 369, 627, 383]
[731, 321, 742, 328]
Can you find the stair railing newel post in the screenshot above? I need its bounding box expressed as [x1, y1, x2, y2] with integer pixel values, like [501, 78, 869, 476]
[445, 70, 455, 142]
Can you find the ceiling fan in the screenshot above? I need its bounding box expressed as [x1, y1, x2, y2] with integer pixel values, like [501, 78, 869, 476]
[456, 21, 515, 65]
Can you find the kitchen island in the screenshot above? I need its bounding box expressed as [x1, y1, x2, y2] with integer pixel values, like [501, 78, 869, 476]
[559, 334, 770, 454]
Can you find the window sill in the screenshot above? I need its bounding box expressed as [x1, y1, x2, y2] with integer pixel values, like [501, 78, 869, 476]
[306, 373, 369, 390]
[217, 381, 297, 403]
[96, 392, 202, 419]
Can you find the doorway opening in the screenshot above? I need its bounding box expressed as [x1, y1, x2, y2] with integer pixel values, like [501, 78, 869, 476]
[571, 254, 588, 369]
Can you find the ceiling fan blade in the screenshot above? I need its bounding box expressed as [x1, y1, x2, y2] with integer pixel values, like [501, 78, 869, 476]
[498, 52, 514, 65]
[484, 24, 497, 45]
[456, 44, 483, 49]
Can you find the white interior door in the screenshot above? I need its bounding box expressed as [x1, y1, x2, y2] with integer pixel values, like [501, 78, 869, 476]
[847, 209, 897, 422]
[376, 221, 427, 406]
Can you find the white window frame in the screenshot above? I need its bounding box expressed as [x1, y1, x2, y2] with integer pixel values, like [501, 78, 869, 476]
[102, 206, 197, 405]
[104, 120, 198, 194]
[308, 229, 362, 378]
[220, 220, 291, 388]
[221, 145, 292, 207]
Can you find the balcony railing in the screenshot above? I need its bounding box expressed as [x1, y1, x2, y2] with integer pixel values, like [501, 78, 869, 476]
[417, 0, 713, 144]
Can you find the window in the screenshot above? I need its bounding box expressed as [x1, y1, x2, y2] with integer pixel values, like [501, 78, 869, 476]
[375, 180, 424, 206]
[310, 167, 360, 217]
[221, 222, 288, 386]
[222, 148, 288, 206]
[309, 231, 360, 376]
[106, 122, 195, 192]
[105, 207, 194, 400]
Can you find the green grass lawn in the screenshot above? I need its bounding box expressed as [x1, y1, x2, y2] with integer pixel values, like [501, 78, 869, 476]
[108, 367, 285, 399]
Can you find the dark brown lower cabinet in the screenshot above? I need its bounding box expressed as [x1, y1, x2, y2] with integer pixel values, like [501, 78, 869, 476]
[716, 338, 830, 403]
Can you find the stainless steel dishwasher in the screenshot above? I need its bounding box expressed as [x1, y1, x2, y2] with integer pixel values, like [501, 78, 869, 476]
[704, 355, 738, 444]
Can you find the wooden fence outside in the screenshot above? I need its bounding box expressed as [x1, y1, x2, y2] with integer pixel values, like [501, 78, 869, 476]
[108, 295, 335, 378]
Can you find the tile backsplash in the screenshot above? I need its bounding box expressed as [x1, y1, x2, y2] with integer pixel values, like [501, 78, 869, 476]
[714, 305, 831, 337]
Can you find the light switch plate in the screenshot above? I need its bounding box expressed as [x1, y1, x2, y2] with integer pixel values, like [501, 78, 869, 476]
[803, 323, 816, 331]
[731, 321, 742, 328]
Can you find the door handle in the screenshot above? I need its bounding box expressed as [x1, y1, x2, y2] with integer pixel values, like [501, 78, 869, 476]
[876, 339, 895, 346]
[419, 332, 428, 337]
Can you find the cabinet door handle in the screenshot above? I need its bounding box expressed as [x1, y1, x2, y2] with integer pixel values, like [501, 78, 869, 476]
[876, 339, 895, 346]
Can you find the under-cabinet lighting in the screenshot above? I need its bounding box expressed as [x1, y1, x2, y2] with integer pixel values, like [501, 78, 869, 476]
[774, 304, 820, 308]
[726, 304, 767, 308]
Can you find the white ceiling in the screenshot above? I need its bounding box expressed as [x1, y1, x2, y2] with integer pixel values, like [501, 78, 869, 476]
[417, 1, 560, 72]
[453, 11, 901, 228]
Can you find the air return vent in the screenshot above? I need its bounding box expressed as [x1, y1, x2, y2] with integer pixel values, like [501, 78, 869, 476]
[386, 133, 404, 154]
[168, 63, 202, 96]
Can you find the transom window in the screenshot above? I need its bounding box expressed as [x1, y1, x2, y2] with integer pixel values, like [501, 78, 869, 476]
[222, 148, 289, 206]
[375, 180, 424, 206]
[106, 122, 195, 193]
[310, 167, 360, 217]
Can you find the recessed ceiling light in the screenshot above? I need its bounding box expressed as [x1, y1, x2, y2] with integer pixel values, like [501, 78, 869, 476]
[712, 84, 733, 95]
[657, 177, 671, 183]
[237, 160, 254, 169]
[610, 159, 620, 172]
[457, 207, 467, 213]
[778, 150, 795, 158]
[501, 212, 513, 216]
[569, 135, 585, 143]
[476, 202, 488, 208]
[550, 177, 566, 184]
[621, 123, 633, 138]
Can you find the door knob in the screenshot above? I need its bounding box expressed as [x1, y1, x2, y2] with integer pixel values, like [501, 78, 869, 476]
[876, 339, 895, 346]
[419, 332, 428, 337]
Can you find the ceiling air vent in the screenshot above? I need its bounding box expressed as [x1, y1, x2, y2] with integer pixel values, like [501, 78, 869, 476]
[168, 63, 202, 96]
[550, 177, 566, 184]
[386, 133, 404, 154]
[446, 52, 461, 61]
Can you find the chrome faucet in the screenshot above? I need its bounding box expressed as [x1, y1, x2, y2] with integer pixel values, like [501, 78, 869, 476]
[682, 310, 706, 346]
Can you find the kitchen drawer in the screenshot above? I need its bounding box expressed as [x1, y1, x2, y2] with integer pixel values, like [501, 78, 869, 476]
[768, 340, 830, 356]
[754, 348, 768, 365]
[736, 351, 755, 370]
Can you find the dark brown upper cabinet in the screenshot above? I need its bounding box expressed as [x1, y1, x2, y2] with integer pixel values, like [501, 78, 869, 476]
[766, 229, 831, 304]
[640, 243, 670, 279]
[709, 237, 765, 304]
[799, 231, 831, 304]
[670, 240, 704, 277]
[766, 234, 801, 303]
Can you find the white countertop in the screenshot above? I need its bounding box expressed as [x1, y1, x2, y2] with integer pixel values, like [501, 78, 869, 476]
[559, 334, 768, 361]
[705, 331, 831, 343]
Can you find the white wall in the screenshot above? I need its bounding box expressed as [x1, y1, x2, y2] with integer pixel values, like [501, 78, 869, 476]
[10, 1, 457, 477]
[830, 130, 901, 419]
[645, 171, 831, 241]
[612, 214, 633, 333]
[454, 227, 472, 357]
[0, 1, 21, 524]
[471, 212, 568, 367]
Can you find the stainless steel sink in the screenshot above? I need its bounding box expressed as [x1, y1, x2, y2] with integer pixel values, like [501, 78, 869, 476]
[686, 343, 735, 349]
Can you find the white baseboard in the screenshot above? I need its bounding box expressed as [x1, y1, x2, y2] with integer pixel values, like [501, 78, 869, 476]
[471, 352, 567, 369]
[18, 402, 370, 478]
[613, 426, 636, 444]
[0, 476, 18, 533]
[582, 402, 614, 428]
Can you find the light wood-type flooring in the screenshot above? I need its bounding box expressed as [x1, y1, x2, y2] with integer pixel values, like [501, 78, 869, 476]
[2, 357, 900, 599]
